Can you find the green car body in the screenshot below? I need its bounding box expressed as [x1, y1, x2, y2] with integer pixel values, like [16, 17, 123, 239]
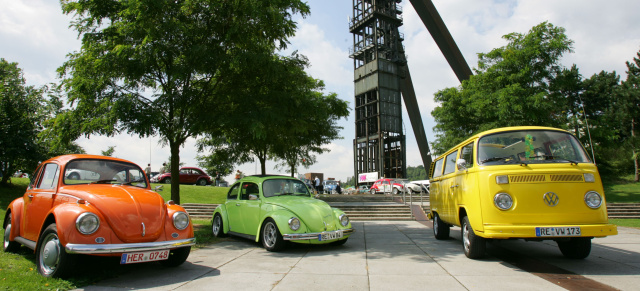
[211, 175, 354, 251]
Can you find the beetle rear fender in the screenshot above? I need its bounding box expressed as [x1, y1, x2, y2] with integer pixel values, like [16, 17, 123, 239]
[4, 198, 24, 241]
[255, 209, 298, 242]
[212, 204, 229, 234]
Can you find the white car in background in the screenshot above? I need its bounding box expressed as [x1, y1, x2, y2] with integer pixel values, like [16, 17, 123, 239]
[405, 180, 430, 194]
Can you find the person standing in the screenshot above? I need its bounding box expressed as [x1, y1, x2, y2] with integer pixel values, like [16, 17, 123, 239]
[215, 171, 221, 186]
[314, 176, 320, 193]
[145, 164, 151, 180]
[160, 163, 167, 174]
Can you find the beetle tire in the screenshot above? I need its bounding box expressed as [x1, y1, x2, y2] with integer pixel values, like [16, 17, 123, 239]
[462, 216, 486, 259]
[392, 188, 399, 195]
[164, 178, 171, 184]
[3, 215, 20, 253]
[36, 223, 74, 278]
[433, 213, 450, 240]
[212, 214, 227, 238]
[160, 246, 191, 267]
[557, 237, 591, 259]
[197, 179, 207, 186]
[261, 219, 285, 252]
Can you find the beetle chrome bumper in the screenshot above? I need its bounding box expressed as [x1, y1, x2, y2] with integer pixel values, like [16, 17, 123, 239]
[65, 238, 195, 254]
[283, 228, 355, 241]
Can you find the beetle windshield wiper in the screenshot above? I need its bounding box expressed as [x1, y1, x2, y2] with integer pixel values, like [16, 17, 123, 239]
[90, 179, 117, 184]
[121, 179, 145, 186]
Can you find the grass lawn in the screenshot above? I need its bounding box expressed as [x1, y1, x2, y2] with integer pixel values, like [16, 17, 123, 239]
[603, 175, 640, 203]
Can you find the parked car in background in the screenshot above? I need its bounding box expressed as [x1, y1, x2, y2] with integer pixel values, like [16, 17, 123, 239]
[2, 154, 195, 278]
[405, 180, 430, 194]
[211, 175, 354, 251]
[323, 180, 339, 194]
[151, 167, 212, 186]
[357, 185, 369, 194]
[369, 178, 404, 195]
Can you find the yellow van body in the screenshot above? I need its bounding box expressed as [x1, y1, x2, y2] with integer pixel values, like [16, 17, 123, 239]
[429, 126, 617, 259]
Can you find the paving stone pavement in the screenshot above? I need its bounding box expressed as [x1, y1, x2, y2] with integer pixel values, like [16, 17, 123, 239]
[75, 221, 640, 291]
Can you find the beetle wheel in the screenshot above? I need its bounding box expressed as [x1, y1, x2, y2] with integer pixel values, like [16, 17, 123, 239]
[164, 178, 171, 184]
[36, 224, 74, 278]
[212, 214, 226, 238]
[433, 213, 450, 240]
[261, 219, 285, 252]
[3, 215, 20, 253]
[461, 216, 486, 259]
[197, 179, 207, 186]
[160, 247, 191, 267]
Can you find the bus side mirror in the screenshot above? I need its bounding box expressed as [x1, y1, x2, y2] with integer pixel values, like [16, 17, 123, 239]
[457, 159, 467, 170]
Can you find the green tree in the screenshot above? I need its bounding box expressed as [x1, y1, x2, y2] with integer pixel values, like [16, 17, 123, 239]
[101, 146, 116, 157]
[0, 59, 45, 183]
[431, 22, 574, 154]
[620, 51, 640, 180]
[56, 0, 309, 204]
[197, 53, 349, 176]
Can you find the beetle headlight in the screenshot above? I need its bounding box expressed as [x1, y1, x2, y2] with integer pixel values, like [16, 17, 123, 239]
[288, 217, 300, 231]
[496, 175, 509, 184]
[76, 212, 100, 235]
[584, 191, 602, 209]
[339, 214, 349, 227]
[494, 193, 513, 210]
[172, 211, 190, 230]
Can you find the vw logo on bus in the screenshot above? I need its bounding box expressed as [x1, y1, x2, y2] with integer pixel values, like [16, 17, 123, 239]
[543, 192, 559, 207]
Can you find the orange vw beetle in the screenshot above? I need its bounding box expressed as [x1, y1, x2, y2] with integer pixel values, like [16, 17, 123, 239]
[2, 154, 195, 278]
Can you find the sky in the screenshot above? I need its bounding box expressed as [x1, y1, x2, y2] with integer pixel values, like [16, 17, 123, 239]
[2, 0, 640, 183]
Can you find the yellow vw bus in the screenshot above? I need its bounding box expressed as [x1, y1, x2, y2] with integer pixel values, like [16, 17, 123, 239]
[428, 126, 617, 259]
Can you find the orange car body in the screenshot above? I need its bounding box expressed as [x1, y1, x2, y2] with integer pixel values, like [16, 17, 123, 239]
[3, 154, 194, 277]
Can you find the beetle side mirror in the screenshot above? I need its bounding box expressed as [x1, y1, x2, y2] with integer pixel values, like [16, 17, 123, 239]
[457, 159, 467, 170]
[154, 185, 163, 192]
[249, 194, 258, 200]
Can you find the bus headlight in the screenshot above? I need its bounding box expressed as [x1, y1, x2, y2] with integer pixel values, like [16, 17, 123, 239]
[494, 193, 513, 210]
[584, 191, 602, 209]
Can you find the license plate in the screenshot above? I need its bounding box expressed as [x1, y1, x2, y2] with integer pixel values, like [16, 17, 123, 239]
[535, 227, 581, 237]
[120, 250, 170, 264]
[319, 231, 343, 241]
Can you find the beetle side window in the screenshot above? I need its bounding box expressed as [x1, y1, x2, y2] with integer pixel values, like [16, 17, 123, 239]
[227, 183, 240, 200]
[36, 163, 59, 190]
[443, 150, 458, 175]
[460, 143, 474, 169]
[240, 182, 259, 200]
[431, 159, 444, 178]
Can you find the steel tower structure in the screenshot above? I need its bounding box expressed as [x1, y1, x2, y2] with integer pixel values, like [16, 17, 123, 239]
[350, 0, 406, 180]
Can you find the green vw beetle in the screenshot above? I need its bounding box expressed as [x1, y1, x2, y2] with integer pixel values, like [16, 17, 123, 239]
[211, 175, 354, 251]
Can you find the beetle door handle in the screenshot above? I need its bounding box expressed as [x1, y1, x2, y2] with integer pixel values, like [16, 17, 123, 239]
[28, 195, 34, 199]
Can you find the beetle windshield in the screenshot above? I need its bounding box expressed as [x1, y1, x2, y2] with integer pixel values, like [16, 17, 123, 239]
[478, 130, 591, 166]
[64, 159, 148, 188]
[263, 179, 311, 198]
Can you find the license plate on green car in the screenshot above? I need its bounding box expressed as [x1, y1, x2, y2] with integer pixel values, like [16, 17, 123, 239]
[319, 231, 343, 241]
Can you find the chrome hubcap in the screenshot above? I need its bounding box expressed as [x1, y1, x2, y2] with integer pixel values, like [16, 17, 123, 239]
[3, 223, 11, 249]
[213, 216, 221, 235]
[263, 222, 276, 247]
[39, 234, 60, 275]
[462, 222, 470, 252]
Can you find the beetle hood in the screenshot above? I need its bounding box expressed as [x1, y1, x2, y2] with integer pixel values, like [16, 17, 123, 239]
[265, 196, 339, 232]
[60, 185, 166, 243]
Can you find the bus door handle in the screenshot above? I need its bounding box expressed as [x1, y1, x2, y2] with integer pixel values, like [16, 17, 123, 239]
[450, 185, 459, 189]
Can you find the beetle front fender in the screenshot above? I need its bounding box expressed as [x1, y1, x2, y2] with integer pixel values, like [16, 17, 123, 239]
[48, 203, 108, 247]
[212, 204, 229, 234]
[255, 209, 298, 241]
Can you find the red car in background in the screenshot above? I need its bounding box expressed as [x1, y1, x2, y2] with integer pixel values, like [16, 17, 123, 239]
[151, 167, 212, 186]
[369, 178, 404, 195]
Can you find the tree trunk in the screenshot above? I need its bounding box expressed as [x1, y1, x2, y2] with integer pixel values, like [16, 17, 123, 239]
[289, 163, 295, 177]
[170, 141, 181, 204]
